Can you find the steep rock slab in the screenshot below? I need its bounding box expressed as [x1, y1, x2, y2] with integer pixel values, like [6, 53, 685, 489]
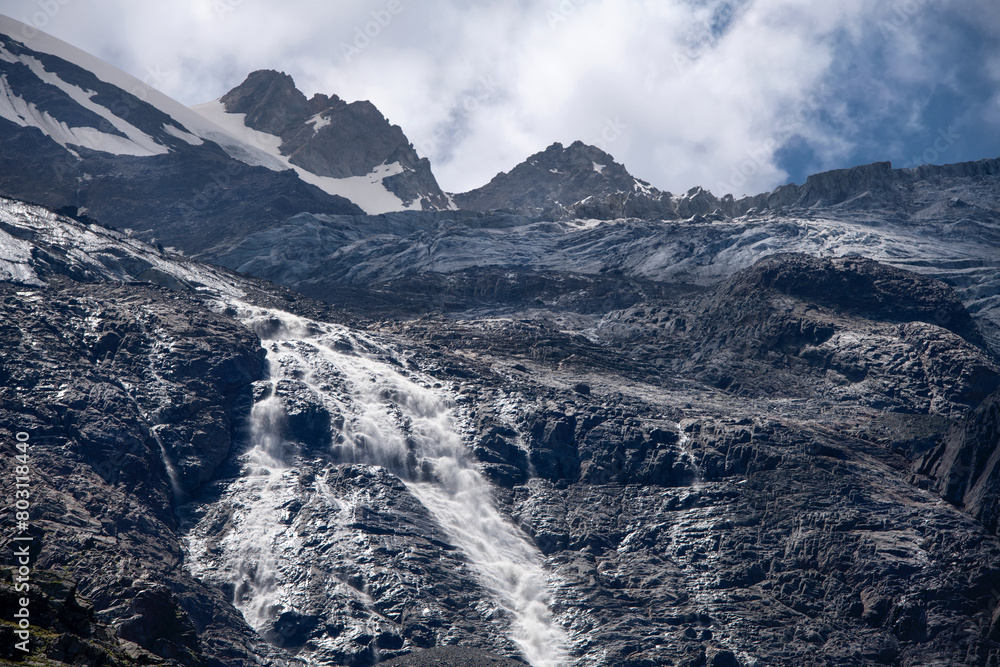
[917, 389, 1000, 542]
[595, 253, 1000, 416]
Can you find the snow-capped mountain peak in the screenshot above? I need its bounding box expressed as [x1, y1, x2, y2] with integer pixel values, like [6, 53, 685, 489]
[191, 69, 454, 214]
[0, 16, 451, 230]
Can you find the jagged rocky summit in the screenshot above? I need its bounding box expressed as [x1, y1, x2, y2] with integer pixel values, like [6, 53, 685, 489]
[207, 69, 451, 211]
[0, 16, 452, 259]
[453, 140, 673, 219]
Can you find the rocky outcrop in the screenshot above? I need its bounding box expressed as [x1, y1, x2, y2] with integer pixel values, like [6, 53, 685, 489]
[220, 70, 450, 209]
[0, 572, 137, 666]
[717, 157, 1000, 216]
[715, 253, 983, 346]
[453, 141, 674, 218]
[455, 144, 1000, 222]
[794, 161, 901, 208]
[379, 647, 526, 666]
[916, 388, 1000, 537]
[590, 254, 1000, 417]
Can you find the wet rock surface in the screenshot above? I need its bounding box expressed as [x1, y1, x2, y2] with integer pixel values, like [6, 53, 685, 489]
[378, 646, 527, 666]
[0, 277, 277, 666]
[186, 458, 525, 666]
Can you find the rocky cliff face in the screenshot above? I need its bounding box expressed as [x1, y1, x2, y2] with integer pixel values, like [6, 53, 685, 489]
[452, 141, 1000, 223]
[0, 198, 309, 666]
[672, 254, 1000, 415]
[916, 389, 1000, 537]
[0, 280, 272, 665]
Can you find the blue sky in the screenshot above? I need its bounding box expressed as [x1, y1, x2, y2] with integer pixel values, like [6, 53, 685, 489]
[2, 0, 998, 196]
[775, 1, 1000, 181]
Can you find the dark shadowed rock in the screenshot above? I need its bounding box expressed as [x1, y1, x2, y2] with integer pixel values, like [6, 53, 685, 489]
[916, 387, 1000, 535]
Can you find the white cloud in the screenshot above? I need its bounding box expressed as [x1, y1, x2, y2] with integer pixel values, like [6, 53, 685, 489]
[1, 0, 995, 196]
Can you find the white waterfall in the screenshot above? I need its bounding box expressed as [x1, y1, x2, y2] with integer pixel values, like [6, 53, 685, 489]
[189, 303, 568, 666]
[184, 371, 304, 645]
[332, 352, 569, 667]
[677, 422, 702, 486]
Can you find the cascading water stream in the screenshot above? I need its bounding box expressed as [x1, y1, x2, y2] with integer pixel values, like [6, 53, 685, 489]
[184, 371, 307, 647]
[331, 351, 568, 666]
[229, 384, 294, 636]
[189, 303, 569, 666]
[677, 423, 702, 486]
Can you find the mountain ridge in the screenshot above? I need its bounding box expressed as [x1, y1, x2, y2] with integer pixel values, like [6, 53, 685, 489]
[454, 143, 1000, 221]
[452, 140, 670, 218]
[3, 11, 999, 240]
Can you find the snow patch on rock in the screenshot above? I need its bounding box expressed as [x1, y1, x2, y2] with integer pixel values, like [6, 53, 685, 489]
[192, 99, 424, 214]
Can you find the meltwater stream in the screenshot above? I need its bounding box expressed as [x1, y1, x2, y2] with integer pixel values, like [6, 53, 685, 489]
[187, 304, 568, 666]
